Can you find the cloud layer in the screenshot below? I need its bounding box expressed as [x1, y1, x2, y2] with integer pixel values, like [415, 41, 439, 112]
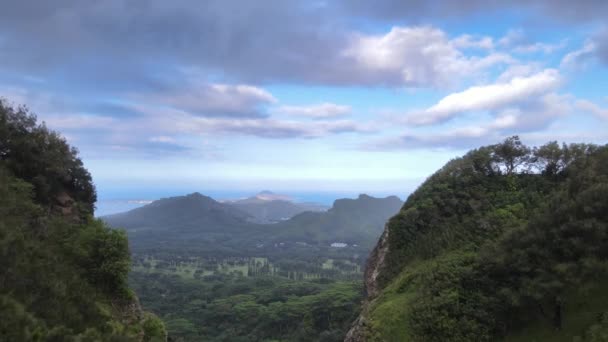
[1, 0, 607, 161]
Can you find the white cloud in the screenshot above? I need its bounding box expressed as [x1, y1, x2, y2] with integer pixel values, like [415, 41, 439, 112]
[152, 83, 277, 118]
[342, 26, 514, 88]
[561, 40, 596, 68]
[497, 63, 541, 82]
[451, 34, 494, 49]
[576, 99, 608, 120]
[513, 41, 566, 54]
[367, 92, 573, 150]
[406, 69, 562, 125]
[149, 136, 175, 143]
[498, 29, 527, 47]
[129, 103, 375, 140]
[499, 29, 565, 54]
[273, 102, 351, 119]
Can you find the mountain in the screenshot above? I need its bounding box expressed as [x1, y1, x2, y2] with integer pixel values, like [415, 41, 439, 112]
[104, 192, 252, 232]
[225, 191, 328, 224]
[103, 192, 402, 257]
[269, 194, 403, 248]
[0, 100, 166, 341]
[346, 137, 608, 342]
[103, 192, 261, 256]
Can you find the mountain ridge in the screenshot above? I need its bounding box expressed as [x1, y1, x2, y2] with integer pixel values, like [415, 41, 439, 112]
[102, 192, 402, 257]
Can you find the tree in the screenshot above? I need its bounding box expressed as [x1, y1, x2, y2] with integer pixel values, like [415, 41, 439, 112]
[492, 136, 531, 175]
[0, 98, 96, 216]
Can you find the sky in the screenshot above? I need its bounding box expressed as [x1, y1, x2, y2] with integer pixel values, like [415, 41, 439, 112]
[1, 1, 608, 211]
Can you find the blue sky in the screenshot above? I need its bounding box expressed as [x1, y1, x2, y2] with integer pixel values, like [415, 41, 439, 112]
[1, 1, 607, 210]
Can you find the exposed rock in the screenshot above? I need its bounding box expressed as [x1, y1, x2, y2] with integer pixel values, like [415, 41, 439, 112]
[344, 224, 391, 342]
[364, 225, 390, 298]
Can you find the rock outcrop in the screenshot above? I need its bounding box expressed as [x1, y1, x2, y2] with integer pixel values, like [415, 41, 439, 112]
[344, 224, 391, 342]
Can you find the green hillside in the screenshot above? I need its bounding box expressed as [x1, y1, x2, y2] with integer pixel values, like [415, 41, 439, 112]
[350, 137, 608, 342]
[0, 100, 166, 341]
[271, 194, 403, 249]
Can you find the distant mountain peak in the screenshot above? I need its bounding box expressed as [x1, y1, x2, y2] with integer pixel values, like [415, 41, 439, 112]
[187, 192, 206, 198]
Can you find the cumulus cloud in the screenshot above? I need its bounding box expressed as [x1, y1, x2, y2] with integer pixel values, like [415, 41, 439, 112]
[406, 69, 561, 125]
[366, 93, 573, 150]
[150, 83, 277, 118]
[342, 26, 513, 87]
[561, 40, 597, 68]
[0, 1, 515, 89]
[2, 0, 606, 161]
[496, 63, 542, 82]
[451, 34, 494, 50]
[513, 41, 566, 54]
[273, 103, 351, 119]
[576, 99, 608, 120]
[498, 29, 566, 54]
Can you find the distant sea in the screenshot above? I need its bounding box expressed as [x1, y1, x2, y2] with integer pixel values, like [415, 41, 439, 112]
[95, 189, 404, 217]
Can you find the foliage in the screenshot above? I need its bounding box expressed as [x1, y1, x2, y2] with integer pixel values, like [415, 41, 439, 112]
[130, 271, 362, 342]
[0, 100, 160, 341]
[365, 137, 608, 341]
[0, 98, 96, 216]
[142, 312, 168, 342]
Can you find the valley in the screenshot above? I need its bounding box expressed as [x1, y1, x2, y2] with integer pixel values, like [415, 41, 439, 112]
[103, 191, 402, 341]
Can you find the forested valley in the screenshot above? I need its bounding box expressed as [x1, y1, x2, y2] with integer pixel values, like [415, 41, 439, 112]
[103, 189, 402, 341]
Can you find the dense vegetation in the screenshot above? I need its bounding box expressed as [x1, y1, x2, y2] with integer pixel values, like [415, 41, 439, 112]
[0, 99, 166, 341]
[131, 271, 362, 342]
[356, 137, 608, 341]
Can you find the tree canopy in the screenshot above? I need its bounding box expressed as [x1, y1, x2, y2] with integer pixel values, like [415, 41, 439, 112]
[0, 100, 165, 341]
[361, 136, 608, 341]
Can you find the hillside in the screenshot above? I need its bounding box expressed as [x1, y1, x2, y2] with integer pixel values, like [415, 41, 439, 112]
[271, 194, 403, 249]
[0, 100, 166, 341]
[103, 192, 401, 257]
[104, 192, 252, 232]
[346, 137, 608, 342]
[225, 191, 328, 224]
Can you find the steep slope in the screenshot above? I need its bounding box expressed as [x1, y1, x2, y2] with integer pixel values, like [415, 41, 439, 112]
[347, 137, 608, 342]
[225, 191, 328, 224]
[0, 99, 166, 341]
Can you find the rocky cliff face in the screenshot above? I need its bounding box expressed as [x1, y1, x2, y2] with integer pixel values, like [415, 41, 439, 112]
[344, 224, 391, 342]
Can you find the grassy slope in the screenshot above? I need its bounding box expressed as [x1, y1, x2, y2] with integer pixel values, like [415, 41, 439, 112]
[366, 266, 419, 341]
